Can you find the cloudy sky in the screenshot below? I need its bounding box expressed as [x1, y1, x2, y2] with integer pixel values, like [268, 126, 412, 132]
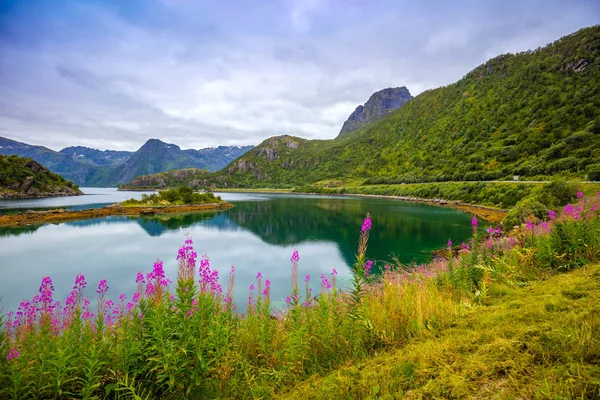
[0, 0, 599, 151]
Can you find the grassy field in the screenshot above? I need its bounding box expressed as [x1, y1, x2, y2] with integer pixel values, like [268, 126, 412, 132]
[279, 263, 600, 399]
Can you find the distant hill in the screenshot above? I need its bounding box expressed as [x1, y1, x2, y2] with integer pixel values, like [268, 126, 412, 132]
[59, 146, 132, 166]
[0, 154, 82, 198]
[338, 87, 413, 137]
[0, 136, 253, 187]
[148, 25, 598, 189]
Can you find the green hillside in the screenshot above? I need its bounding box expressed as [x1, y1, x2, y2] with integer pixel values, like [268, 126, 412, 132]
[206, 25, 600, 188]
[0, 155, 82, 198]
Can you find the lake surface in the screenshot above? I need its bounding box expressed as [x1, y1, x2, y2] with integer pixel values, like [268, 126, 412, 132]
[0, 188, 478, 312]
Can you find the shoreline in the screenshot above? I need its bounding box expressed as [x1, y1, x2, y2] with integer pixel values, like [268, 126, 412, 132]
[0, 202, 234, 228]
[214, 188, 507, 223]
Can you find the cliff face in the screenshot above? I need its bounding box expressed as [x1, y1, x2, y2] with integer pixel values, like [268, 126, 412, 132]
[338, 87, 413, 137]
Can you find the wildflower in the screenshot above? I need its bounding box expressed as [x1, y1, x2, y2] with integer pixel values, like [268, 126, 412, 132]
[119, 294, 126, 302]
[385, 264, 391, 271]
[525, 220, 534, 231]
[285, 296, 291, 303]
[461, 242, 469, 251]
[263, 279, 271, 296]
[320, 273, 332, 290]
[249, 284, 254, 291]
[548, 210, 556, 220]
[577, 191, 583, 198]
[132, 292, 140, 303]
[487, 226, 495, 235]
[447, 239, 452, 247]
[363, 260, 373, 276]
[135, 272, 145, 284]
[331, 268, 338, 275]
[361, 214, 372, 232]
[305, 274, 310, 283]
[6, 349, 20, 360]
[256, 272, 263, 280]
[291, 250, 299, 263]
[96, 280, 109, 296]
[230, 265, 235, 274]
[472, 216, 478, 228]
[564, 204, 574, 215]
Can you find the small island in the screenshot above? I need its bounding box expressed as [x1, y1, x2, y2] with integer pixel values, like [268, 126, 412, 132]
[0, 154, 82, 199]
[0, 186, 233, 227]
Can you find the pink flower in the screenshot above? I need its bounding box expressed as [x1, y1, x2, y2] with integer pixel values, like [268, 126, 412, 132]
[447, 239, 452, 247]
[291, 250, 299, 263]
[361, 215, 372, 232]
[363, 260, 373, 276]
[331, 268, 338, 275]
[577, 191, 583, 199]
[6, 349, 20, 360]
[471, 216, 478, 228]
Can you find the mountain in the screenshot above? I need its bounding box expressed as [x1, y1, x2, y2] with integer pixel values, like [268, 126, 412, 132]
[0, 136, 253, 187]
[338, 87, 413, 137]
[59, 146, 132, 166]
[137, 25, 599, 189]
[0, 154, 82, 198]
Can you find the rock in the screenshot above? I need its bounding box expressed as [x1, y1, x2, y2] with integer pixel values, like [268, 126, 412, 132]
[20, 176, 34, 192]
[338, 87, 413, 136]
[565, 58, 590, 73]
[140, 209, 155, 216]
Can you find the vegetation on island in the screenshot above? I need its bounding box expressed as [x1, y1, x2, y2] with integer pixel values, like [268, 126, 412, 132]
[121, 186, 222, 207]
[2, 192, 599, 399]
[0, 154, 81, 198]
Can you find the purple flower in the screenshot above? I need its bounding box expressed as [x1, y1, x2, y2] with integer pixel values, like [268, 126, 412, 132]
[256, 272, 263, 280]
[291, 250, 299, 263]
[461, 242, 470, 251]
[361, 215, 372, 232]
[331, 268, 338, 276]
[385, 264, 391, 271]
[363, 260, 373, 276]
[525, 220, 534, 231]
[6, 349, 20, 360]
[564, 204, 574, 215]
[135, 272, 145, 284]
[285, 296, 291, 303]
[577, 191, 583, 199]
[96, 280, 109, 296]
[305, 274, 310, 283]
[230, 265, 235, 275]
[249, 284, 254, 291]
[471, 216, 478, 228]
[447, 239, 452, 247]
[320, 273, 332, 290]
[119, 294, 126, 302]
[548, 210, 556, 220]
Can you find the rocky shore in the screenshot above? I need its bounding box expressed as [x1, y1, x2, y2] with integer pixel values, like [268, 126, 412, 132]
[0, 202, 233, 228]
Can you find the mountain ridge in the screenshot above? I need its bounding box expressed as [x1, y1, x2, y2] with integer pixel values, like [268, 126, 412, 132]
[0, 136, 253, 187]
[124, 25, 600, 189]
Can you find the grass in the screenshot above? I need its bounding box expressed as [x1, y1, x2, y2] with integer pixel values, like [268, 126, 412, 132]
[1, 194, 599, 399]
[279, 264, 600, 399]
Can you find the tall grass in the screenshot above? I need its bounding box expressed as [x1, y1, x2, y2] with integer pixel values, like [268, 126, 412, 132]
[1, 193, 599, 399]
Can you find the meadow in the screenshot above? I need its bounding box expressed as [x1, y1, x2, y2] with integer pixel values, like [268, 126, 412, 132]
[1, 193, 599, 399]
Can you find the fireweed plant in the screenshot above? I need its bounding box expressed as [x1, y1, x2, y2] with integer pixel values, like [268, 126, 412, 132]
[1, 194, 600, 398]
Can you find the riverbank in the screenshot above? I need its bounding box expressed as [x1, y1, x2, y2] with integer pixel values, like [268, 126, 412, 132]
[0, 187, 83, 199]
[0, 202, 233, 227]
[214, 187, 507, 223]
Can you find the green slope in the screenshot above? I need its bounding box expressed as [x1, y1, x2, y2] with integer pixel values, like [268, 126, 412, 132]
[201, 25, 600, 188]
[0, 155, 82, 198]
[279, 264, 600, 399]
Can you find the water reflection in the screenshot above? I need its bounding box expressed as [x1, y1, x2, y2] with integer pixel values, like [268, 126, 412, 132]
[0, 194, 477, 312]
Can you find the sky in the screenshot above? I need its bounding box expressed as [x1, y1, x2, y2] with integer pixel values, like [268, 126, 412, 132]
[0, 0, 599, 151]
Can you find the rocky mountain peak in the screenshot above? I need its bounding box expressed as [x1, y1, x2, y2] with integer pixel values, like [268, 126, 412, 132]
[338, 86, 413, 137]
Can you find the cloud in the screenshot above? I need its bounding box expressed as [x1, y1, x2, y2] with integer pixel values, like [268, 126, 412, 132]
[0, 0, 599, 151]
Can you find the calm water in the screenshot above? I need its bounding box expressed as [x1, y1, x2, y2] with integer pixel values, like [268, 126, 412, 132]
[0, 188, 477, 311]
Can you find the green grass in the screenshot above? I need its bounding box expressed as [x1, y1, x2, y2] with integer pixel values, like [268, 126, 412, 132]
[279, 264, 600, 399]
